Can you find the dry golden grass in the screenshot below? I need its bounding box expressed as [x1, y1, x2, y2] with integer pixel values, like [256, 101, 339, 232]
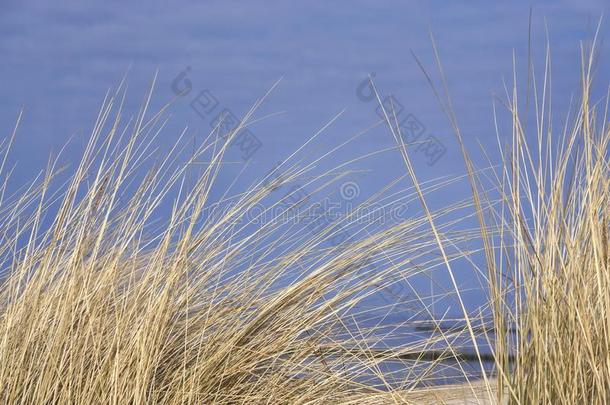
[480, 30, 610, 404]
[0, 80, 488, 404]
[1, 30, 609, 404]
[376, 26, 610, 404]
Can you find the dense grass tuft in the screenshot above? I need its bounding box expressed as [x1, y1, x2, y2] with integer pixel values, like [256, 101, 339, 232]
[1, 34, 610, 404]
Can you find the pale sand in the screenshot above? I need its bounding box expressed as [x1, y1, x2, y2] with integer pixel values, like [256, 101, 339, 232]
[345, 379, 505, 404]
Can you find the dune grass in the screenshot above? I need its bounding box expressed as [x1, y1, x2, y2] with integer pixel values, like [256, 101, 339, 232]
[0, 80, 487, 403]
[0, 33, 609, 404]
[482, 33, 610, 404]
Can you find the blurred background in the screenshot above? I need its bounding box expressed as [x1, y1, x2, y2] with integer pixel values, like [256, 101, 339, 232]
[1, 1, 609, 365]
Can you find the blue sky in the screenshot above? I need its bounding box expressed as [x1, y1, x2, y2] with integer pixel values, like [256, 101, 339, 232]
[1, 0, 609, 313]
[1, 1, 608, 184]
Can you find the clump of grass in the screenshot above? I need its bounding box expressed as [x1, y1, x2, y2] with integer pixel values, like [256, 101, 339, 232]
[3, 28, 610, 404]
[0, 81, 483, 403]
[381, 27, 610, 403]
[478, 32, 610, 404]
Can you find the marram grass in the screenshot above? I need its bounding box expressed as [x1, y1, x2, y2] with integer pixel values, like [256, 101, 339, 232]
[0, 83, 481, 404]
[0, 38, 609, 404]
[484, 38, 610, 404]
